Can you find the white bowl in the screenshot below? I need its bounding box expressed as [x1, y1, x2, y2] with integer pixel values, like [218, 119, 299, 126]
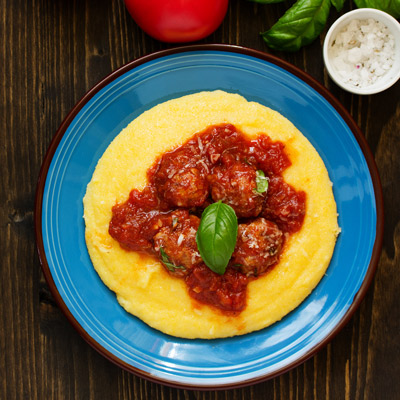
[323, 8, 400, 95]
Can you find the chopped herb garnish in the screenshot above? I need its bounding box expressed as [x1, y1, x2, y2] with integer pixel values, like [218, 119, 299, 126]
[255, 170, 269, 193]
[159, 248, 186, 272]
[243, 157, 251, 165]
[172, 217, 179, 228]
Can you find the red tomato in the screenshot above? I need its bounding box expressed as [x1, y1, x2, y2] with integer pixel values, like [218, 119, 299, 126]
[124, 0, 229, 43]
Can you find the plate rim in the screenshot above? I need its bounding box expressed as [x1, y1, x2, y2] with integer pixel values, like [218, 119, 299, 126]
[34, 43, 384, 390]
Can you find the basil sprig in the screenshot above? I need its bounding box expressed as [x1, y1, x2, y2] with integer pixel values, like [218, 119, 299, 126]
[354, 0, 400, 18]
[331, 0, 346, 11]
[256, 170, 269, 193]
[160, 248, 185, 272]
[249, 0, 400, 51]
[261, 0, 332, 52]
[196, 201, 238, 275]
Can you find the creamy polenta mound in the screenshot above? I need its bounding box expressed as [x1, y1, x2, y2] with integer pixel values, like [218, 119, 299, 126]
[83, 91, 340, 339]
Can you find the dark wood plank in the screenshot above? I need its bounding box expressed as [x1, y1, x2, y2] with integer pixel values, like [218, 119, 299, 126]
[1, 0, 399, 398]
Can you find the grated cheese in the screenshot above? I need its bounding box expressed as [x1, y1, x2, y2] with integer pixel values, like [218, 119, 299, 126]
[177, 233, 184, 246]
[329, 18, 395, 88]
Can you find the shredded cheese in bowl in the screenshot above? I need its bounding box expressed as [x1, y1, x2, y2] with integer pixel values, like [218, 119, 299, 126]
[323, 9, 400, 95]
[329, 19, 395, 88]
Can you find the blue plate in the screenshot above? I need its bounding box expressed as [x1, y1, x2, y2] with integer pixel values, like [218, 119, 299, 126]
[35, 45, 383, 389]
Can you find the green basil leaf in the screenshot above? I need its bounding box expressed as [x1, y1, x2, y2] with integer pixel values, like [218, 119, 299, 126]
[331, 0, 346, 12]
[261, 0, 332, 51]
[354, 0, 400, 18]
[256, 170, 269, 193]
[160, 248, 185, 272]
[196, 201, 238, 275]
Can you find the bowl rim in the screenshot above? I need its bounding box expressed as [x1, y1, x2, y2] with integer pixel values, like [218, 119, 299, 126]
[323, 8, 400, 95]
[34, 43, 384, 390]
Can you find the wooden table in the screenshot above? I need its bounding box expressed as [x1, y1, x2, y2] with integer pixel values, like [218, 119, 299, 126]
[1, 1, 398, 398]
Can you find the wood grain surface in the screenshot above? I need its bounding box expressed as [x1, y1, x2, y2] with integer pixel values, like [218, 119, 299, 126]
[1, 0, 399, 399]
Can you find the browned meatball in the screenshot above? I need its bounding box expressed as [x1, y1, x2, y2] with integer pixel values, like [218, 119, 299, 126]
[232, 218, 283, 277]
[153, 214, 202, 278]
[208, 153, 265, 218]
[262, 175, 306, 233]
[109, 189, 189, 252]
[153, 147, 209, 208]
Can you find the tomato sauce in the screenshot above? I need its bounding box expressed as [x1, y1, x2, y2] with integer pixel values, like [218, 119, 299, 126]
[109, 124, 306, 313]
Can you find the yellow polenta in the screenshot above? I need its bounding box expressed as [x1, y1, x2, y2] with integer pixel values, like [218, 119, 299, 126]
[83, 90, 340, 339]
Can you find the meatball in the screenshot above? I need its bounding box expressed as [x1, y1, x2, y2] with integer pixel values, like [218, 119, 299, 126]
[153, 214, 202, 278]
[109, 188, 188, 252]
[232, 218, 283, 277]
[262, 175, 306, 233]
[153, 147, 209, 208]
[109, 186, 161, 251]
[208, 153, 265, 218]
